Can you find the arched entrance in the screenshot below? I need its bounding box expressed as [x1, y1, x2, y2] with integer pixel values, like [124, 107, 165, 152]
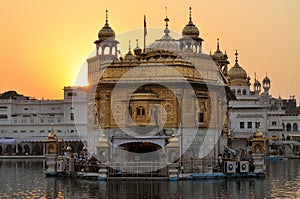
[119, 142, 162, 162]
[5, 145, 14, 155]
[17, 145, 22, 155]
[24, 144, 30, 155]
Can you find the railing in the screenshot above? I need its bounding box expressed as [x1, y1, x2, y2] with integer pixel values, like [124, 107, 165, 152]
[107, 162, 169, 177]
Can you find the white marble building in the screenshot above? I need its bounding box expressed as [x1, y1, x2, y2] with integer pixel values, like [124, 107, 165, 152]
[0, 86, 87, 155]
[225, 50, 290, 149]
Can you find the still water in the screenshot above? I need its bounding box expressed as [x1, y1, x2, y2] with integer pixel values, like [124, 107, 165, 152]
[0, 159, 300, 198]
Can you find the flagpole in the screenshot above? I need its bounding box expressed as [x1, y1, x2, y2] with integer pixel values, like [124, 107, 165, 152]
[144, 15, 147, 53]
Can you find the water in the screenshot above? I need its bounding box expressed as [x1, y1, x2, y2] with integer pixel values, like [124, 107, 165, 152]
[0, 159, 300, 198]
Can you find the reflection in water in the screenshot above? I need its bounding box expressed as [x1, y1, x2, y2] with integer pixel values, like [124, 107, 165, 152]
[0, 159, 300, 198]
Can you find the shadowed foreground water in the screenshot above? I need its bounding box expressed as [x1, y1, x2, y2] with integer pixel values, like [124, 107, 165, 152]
[0, 159, 300, 198]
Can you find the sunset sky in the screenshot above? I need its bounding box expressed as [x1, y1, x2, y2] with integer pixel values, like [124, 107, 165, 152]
[1, 0, 300, 101]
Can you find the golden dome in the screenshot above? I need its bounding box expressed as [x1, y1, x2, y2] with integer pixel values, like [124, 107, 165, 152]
[134, 39, 142, 56]
[47, 126, 57, 140]
[182, 7, 200, 39]
[212, 38, 225, 58]
[97, 134, 109, 147]
[66, 145, 72, 152]
[228, 63, 247, 80]
[97, 10, 116, 43]
[83, 145, 88, 151]
[167, 133, 179, 147]
[169, 133, 179, 143]
[253, 128, 263, 138]
[47, 132, 55, 139]
[98, 134, 108, 143]
[228, 50, 247, 81]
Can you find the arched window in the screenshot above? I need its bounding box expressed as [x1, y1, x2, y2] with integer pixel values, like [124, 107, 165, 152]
[232, 89, 236, 95]
[103, 46, 110, 55]
[242, 89, 247, 95]
[293, 123, 298, 132]
[111, 46, 116, 55]
[137, 108, 141, 116]
[99, 46, 103, 55]
[237, 89, 241, 95]
[136, 106, 146, 116]
[282, 123, 285, 132]
[286, 123, 292, 132]
[192, 45, 196, 52]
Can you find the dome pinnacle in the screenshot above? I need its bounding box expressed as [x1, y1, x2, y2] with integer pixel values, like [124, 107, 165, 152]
[235, 50, 239, 64]
[189, 7, 192, 22]
[105, 10, 108, 25]
[164, 7, 170, 35]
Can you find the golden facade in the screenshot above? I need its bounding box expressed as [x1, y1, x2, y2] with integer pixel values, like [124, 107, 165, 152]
[87, 8, 231, 169]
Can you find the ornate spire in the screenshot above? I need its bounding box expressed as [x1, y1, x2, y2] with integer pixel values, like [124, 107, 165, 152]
[217, 38, 220, 51]
[235, 50, 239, 64]
[105, 10, 108, 24]
[164, 7, 170, 35]
[165, 6, 168, 18]
[128, 40, 131, 52]
[127, 40, 133, 55]
[125, 40, 134, 59]
[189, 7, 192, 22]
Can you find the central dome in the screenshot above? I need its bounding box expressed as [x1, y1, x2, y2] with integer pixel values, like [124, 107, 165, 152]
[149, 17, 180, 53]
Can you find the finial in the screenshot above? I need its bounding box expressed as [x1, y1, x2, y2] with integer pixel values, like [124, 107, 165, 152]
[164, 7, 169, 29]
[128, 40, 131, 52]
[235, 49, 239, 64]
[136, 39, 139, 47]
[105, 10, 108, 24]
[189, 7, 192, 22]
[217, 38, 220, 51]
[164, 7, 170, 35]
[165, 7, 168, 18]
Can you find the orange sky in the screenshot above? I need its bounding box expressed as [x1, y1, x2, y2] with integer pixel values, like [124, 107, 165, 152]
[1, 0, 300, 101]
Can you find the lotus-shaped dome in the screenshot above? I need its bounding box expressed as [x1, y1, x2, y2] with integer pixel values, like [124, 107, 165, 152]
[228, 63, 247, 80]
[182, 7, 200, 39]
[97, 10, 116, 42]
[253, 128, 263, 138]
[149, 17, 180, 53]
